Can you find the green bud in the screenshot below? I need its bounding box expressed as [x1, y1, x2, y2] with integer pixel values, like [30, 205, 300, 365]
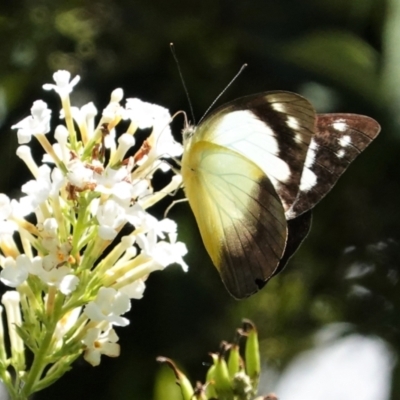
[205, 354, 218, 399]
[214, 353, 234, 400]
[156, 356, 194, 400]
[243, 319, 260, 389]
[227, 343, 241, 378]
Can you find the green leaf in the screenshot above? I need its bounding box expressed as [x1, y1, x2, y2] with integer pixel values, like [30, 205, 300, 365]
[283, 30, 379, 104]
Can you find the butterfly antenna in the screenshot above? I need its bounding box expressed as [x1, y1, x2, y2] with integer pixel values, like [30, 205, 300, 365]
[198, 63, 248, 124]
[170, 43, 196, 126]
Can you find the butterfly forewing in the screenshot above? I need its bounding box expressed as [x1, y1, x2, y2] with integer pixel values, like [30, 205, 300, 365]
[287, 114, 381, 218]
[194, 92, 316, 212]
[181, 140, 287, 299]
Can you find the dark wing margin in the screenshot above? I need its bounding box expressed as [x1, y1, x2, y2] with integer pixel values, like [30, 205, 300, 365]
[274, 210, 312, 276]
[255, 210, 313, 294]
[218, 173, 287, 299]
[287, 114, 381, 218]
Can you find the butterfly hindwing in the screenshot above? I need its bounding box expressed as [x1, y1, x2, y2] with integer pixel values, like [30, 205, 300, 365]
[181, 140, 288, 299]
[273, 209, 313, 277]
[287, 114, 381, 218]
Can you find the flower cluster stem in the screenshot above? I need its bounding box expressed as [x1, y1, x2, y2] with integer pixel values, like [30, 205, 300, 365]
[18, 323, 56, 399]
[0, 70, 188, 398]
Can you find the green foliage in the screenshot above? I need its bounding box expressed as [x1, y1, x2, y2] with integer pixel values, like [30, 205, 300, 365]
[283, 31, 379, 104]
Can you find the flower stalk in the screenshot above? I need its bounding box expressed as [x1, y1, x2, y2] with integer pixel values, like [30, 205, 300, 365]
[0, 70, 188, 399]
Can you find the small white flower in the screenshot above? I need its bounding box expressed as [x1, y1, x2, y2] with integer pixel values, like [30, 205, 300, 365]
[119, 279, 146, 299]
[2, 291, 24, 364]
[42, 217, 58, 236]
[43, 125, 70, 164]
[83, 325, 120, 366]
[113, 133, 135, 163]
[100, 89, 124, 126]
[151, 233, 188, 272]
[152, 126, 183, 160]
[136, 217, 177, 252]
[41, 243, 58, 267]
[124, 99, 171, 130]
[94, 167, 131, 196]
[37, 265, 72, 288]
[20, 164, 53, 209]
[81, 102, 98, 120]
[54, 124, 69, 144]
[96, 199, 127, 240]
[14, 196, 35, 217]
[25, 256, 44, 275]
[111, 88, 124, 103]
[0, 255, 42, 288]
[84, 287, 130, 326]
[54, 307, 81, 345]
[150, 217, 176, 238]
[50, 168, 66, 196]
[94, 174, 136, 206]
[43, 70, 80, 97]
[82, 102, 98, 139]
[0, 195, 18, 236]
[0, 256, 29, 287]
[135, 219, 187, 272]
[131, 179, 152, 201]
[112, 181, 137, 205]
[12, 100, 51, 144]
[42, 242, 72, 271]
[157, 219, 178, 237]
[26, 247, 76, 294]
[63, 103, 96, 126]
[66, 159, 95, 189]
[58, 275, 79, 295]
[102, 101, 123, 123]
[0, 194, 12, 221]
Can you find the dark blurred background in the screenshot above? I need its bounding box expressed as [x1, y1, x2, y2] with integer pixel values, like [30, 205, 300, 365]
[1, 0, 399, 399]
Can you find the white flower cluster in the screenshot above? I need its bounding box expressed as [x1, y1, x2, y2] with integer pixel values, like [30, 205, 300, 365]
[0, 70, 186, 377]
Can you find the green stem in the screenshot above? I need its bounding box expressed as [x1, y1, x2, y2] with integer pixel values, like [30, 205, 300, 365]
[18, 322, 56, 398]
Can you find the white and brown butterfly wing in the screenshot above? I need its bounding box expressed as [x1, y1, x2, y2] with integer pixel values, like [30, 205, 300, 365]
[195, 91, 316, 212]
[287, 114, 381, 219]
[181, 91, 381, 298]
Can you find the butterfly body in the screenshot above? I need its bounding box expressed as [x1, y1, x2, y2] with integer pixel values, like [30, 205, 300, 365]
[181, 91, 380, 299]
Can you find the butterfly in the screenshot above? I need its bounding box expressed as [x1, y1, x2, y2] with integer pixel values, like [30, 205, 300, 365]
[180, 91, 380, 299]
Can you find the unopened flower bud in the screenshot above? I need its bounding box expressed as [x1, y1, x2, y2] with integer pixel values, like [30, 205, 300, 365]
[156, 356, 194, 400]
[243, 319, 260, 388]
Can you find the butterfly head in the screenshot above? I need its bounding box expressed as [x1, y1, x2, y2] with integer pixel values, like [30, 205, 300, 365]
[182, 124, 196, 141]
[181, 110, 197, 149]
